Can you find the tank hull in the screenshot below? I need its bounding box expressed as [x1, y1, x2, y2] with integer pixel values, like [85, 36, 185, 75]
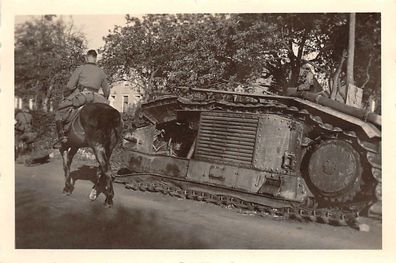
[124, 149, 309, 203]
[120, 88, 381, 222]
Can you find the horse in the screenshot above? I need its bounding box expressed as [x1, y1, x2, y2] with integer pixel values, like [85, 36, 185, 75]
[59, 102, 122, 207]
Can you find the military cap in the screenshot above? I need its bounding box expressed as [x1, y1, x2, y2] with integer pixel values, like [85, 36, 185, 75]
[86, 49, 98, 57]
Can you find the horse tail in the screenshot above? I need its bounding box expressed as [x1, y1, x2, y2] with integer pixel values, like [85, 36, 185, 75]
[80, 104, 123, 159]
[85, 106, 121, 160]
[110, 109, 123, 146]
[104, 108, 122, 155]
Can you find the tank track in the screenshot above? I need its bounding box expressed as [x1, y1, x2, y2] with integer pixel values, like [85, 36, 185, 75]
[114, 173, 360, 227]
[114, 96, 381, 227]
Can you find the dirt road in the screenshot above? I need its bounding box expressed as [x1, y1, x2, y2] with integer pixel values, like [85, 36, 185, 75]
[15, 158, 381, 249]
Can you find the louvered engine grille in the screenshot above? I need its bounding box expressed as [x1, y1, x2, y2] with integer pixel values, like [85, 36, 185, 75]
[195, 112, 258, 165]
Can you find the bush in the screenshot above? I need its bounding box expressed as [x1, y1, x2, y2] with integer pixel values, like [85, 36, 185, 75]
[30, 110, 57, 151]
[121, 102, 151, 134]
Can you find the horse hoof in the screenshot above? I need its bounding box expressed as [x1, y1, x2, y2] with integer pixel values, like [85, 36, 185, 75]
[63, 189, 72, 196]
[104, 198, 113, 208]
[89, 189, 98, 201]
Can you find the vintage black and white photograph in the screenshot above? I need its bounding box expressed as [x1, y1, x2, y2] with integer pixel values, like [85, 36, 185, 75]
[12, 11, 383, 251]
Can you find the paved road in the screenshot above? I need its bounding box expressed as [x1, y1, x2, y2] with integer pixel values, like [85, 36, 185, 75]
[15, 158, 381, 249]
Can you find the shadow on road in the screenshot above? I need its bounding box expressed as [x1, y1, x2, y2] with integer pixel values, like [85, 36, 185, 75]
[70, 165, 98, 184]
[15, 188, 207, 249]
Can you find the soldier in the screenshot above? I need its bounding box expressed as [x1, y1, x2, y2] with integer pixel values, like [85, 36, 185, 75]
[15, 105, 37, 153]
[297, 64, 314, 91]
[53, 49, 110, 148]
[15, 105, 33, 138]
[285, 64, 327, 97]
[234, 84, 245, 102]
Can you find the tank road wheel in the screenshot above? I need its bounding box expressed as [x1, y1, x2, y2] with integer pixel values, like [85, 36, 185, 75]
[307, 140, 362, 203]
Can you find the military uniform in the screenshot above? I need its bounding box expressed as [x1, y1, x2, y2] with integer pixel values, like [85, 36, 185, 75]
[234, 85, 245, 103]
[54, 62, 110, 147]
[67, 62, 109, 94]
[55, 62, 110, 122]
[15, 109, 37, 144]
[15, 110, 33, 133]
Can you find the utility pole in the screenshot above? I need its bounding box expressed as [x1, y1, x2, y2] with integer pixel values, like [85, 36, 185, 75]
[346, 13, 356, 88]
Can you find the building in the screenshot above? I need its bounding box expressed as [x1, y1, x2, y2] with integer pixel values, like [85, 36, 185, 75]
[15, 96, 23, 110]
[15, 81, 142, 113]
[109, 81, 143, 113]
[14, 96, 54, 112]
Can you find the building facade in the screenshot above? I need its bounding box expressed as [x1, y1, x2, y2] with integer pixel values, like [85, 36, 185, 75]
[15, 81, 142, 113]
[109, 81, 143, 113]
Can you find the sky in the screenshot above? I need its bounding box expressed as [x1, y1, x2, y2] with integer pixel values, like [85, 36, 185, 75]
[70, 15, 128, 50]
[15, 15, 131, 50]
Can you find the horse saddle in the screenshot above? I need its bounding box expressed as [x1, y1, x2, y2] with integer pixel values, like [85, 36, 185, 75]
[72, 91, 109, 108]
[62, 92, 110, 146]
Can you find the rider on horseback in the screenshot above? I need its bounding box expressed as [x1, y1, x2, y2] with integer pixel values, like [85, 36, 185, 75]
[53, 49, 110, 149]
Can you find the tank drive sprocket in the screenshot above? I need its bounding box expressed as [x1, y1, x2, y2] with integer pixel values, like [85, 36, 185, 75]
[306, 139, 363, 203]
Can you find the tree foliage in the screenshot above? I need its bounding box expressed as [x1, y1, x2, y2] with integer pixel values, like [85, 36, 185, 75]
[100, 13, 380, 108]
[15, 15, 87, 110]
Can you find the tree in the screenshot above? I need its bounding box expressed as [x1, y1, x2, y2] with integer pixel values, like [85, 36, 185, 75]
[101, 14, 286, 97]
[354, 13, 381, 112]
[15, 15, 87, 111]
[100, 13, 380, 109]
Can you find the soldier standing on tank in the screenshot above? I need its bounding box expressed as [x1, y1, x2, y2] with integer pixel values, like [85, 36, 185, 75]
[53, 49, 110, 149]
[234, 84, 245, 102]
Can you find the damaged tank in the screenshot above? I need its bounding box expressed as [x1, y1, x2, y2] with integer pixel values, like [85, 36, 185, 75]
[118, 87, 381, 226]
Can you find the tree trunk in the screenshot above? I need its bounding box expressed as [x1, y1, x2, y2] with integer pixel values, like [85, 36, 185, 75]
[346, 13, 356, 88]
[361, 54, 373, 90]
[289, 27, 311, 88]
[330, 50, 347, 100]
[290, 35, 308, 87]
[42, 84, 53, 112]
[144, 68, 159, 102]
[34, 94, 39, 111]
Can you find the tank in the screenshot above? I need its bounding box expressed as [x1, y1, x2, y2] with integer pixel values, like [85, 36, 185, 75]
[118, 87, 381, 225]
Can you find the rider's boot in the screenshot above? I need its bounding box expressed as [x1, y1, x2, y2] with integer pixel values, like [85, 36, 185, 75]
[53, 120, 68, 149]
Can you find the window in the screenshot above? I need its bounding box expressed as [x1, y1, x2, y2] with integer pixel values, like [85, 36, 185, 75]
[109, 95, 116, 107]
[122, 95, 129, 112]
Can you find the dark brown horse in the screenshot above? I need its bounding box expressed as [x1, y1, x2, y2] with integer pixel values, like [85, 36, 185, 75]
[59, 103, 122, 207]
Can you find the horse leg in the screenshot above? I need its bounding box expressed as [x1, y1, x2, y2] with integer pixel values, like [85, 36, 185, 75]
[89, 168, 104, 201]
[92, 145, 114, 207]
[60, 148, 68, 193]
[61, 146, 78, 195]
[103, 164, 114, 208]
[103, 136, 118, 206]
[67, 147, 78, 191]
